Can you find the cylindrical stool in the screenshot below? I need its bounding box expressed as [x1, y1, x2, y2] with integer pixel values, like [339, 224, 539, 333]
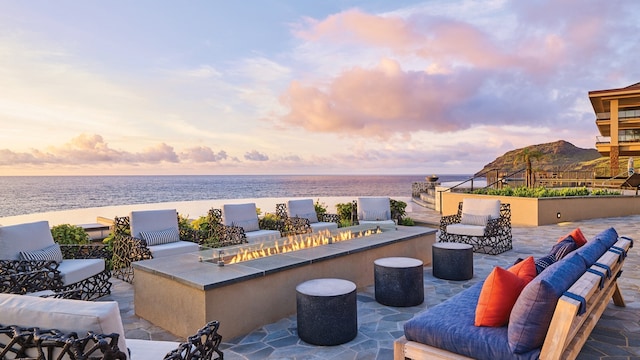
[296, 278, 357, 345]
[374, 257, 424, 307]
[432, 242, 473, 280]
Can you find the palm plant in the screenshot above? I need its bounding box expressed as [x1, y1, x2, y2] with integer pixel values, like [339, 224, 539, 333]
[513, 148, 544, 187]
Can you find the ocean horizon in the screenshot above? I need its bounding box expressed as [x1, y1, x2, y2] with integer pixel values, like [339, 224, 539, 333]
[0, 174, 475, 225]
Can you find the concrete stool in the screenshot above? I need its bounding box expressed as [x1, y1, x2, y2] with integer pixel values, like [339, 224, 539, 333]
[374, 257, 424, 307]
[432, 242, 474, 280]
[296, 278, 357, 346]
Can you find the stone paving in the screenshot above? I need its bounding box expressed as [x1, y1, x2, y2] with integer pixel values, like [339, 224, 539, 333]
[105, 207, 640, 359]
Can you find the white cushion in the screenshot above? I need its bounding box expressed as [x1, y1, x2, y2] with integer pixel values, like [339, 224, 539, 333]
[130, 209, 179, 240]
[140, 227, 180, 246]
[245, 229, 281, 243]
[126, 338, 180, 360]
[232, 219, 260, 232]
[222, 203, 259, 227]
[287, 199, 319, 223]
[57, 258, 106, 286]
[0, 220, 55, 260]
[460, 213, 490, 226]
[149, 240, 199, 258]
[446, 223, 487, 237]
[363, 210, 390, 221]
[310, 222, 338, 233]
[359, 219, 396, 227]
[461, 198, 501, 219]
[20, 243, 64, 262]
[0, 293, 129, 360]
[357, 197, 391, 221]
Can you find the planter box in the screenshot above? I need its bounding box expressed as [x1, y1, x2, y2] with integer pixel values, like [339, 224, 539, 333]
[441, 192, 640, 226]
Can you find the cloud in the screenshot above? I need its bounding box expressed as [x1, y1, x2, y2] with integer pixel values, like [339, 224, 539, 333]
[244, 150, 269, 161]
[180, 146, 228, 162]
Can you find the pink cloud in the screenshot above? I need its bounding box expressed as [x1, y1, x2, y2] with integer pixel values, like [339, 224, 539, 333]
[180, 146, 228, 162]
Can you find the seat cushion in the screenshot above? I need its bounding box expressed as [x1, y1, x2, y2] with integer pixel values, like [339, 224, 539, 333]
[0, 293, 129, 359]
[287, 199, 319, 223]
[446, 223, 486, 237]
[245, 229, 281, 243]
[462, 198, 501, 219]
[222, 203, 259, 227]
[149, 241, 199, 258]
[130, 209, 178, 239]
[0, 220, 55, 260]
[126, 339, 180, 360]
[310, 221, 338, 233]
[574, 227, 619, 266]
[57, 258, 106, 286]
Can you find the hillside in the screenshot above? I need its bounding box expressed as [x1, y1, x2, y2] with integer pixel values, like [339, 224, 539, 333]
[475, 140, 604, 175]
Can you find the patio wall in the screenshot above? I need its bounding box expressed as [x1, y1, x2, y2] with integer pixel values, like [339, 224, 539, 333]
[441, 192, 640, 226]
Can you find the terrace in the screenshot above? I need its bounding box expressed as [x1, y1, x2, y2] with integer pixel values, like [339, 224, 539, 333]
[106, 207, 639, 359]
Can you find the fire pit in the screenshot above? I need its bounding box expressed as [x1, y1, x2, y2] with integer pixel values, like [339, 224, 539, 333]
[132, 225, 435, 340]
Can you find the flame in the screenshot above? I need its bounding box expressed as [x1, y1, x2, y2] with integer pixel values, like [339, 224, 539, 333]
[227, 227, 382, 264]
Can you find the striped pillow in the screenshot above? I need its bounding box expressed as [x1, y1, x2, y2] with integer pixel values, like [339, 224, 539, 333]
[140, 227, 180, 246]
[20, 243, 64, 262]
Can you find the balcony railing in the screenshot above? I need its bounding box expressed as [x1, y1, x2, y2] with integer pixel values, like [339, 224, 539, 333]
[596, 109, 640, 120]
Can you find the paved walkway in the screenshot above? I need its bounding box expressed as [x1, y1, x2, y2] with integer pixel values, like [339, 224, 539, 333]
[105, 207, 640, 359]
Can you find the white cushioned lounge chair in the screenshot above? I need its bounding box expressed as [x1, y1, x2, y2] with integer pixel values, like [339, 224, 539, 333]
[0, 293, 223, 360]
[439, 198, 512, 255]
[112, 209, 199, 283]
[0, 220, 111, 300]
[356, 197, 396, 227]
[282, 199, 339, 233]
[222, 203, 280, 243]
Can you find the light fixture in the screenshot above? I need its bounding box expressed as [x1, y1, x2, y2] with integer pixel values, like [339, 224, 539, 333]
[556, 212, 561, 219]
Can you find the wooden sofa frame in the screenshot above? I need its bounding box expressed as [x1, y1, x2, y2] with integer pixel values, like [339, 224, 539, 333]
[394, 236, 632, 360]
[439, 202, 512, 255]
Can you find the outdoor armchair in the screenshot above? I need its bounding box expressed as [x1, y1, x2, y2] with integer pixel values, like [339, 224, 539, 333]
[354, 197, 397, 227]
[0, 220, 111, 301]
[439, 198, 512, 255]
[219, 203, 281, 243]
[276, 199, 339, 235]
[111, 209, 199, 283]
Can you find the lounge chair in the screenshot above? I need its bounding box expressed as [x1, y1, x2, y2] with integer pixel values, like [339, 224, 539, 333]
[220, 203, 281, 243]
[111, 209, 200, 283]
[0, 293, 223, 359]
[276, 199, 339, 234]
[355, 197, 396, 227]
[439, 198, 512, 255]
[0, 220, 111, 300]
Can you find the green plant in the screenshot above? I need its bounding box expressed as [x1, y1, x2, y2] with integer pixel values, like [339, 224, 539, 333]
[314, 199, 328, 217]
[470, 186, 619, 198]
[336, 202, 355, 226]
[400, 217, 415, 226]
[390, 199, 407, 221]
[51, 224, 90, 245]
[259, 213, 279, 230]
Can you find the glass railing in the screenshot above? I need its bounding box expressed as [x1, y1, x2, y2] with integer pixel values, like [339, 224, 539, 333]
[596, 109, 640, 120]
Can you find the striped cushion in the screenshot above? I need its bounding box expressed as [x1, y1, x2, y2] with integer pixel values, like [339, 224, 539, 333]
[140, 227, 180, 246]
[20, 243, 64, 262]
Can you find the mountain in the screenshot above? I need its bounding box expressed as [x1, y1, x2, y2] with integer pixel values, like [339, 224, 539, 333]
[475, 140, 603, 176]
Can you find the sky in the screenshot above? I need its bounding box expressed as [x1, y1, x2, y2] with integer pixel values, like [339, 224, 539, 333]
[1, 0, 639, 176]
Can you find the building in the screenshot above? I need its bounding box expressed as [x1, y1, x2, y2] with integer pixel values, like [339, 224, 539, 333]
[589, 82, 640, 177]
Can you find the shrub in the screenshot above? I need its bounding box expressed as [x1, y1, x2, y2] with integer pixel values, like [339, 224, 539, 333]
[390, 199, 407, 221]
[401, 217, 415, 226]
[259, 213, 279, 230]
[314, 199, 328, 217]
[51, 224, 90, 245]
[470, 186, 617, 198]
[336, 202, 355, 225]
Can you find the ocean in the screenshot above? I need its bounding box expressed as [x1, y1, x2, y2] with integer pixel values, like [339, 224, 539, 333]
[0, 174, 471, 218]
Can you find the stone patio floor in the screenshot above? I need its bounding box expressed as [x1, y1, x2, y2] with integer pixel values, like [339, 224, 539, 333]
[105, 208, 640, 359]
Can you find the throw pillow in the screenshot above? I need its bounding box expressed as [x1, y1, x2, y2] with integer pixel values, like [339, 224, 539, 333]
[557, 227, 588, 248]
[534, 255, 556, 275]
[508, 253, 587, 354]
[363, 210, 389, 221]
[140, 227, 180, 246]
[475, 267, 527, 327]
[549, 236, 577, 261]
[508, 256, 537, 283]
[460, 213, 490, 226]
[19, 243, 64, 262]
[231, 219, 260, 232]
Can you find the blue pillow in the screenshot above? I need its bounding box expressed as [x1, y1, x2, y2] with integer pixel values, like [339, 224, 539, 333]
[548, 236, 577, 261]
[534, 255, 556, 274]
[574, 227, 619, 266]
[508, 253, 587, 354]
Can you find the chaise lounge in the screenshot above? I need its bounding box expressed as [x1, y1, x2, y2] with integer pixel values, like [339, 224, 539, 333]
[0, 220, 111, 301]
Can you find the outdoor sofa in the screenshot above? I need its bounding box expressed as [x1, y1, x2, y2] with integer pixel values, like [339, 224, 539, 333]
[394, 227, 632, 360]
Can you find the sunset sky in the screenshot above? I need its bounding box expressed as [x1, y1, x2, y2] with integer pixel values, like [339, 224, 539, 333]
[1, 0, 639, 176]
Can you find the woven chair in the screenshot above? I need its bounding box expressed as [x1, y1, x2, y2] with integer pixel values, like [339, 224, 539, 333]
[276, 199, 339, 235]
[0, 220, 111, 301]
[208, 203, 281, 244]
[353, 197, 397, 227]
[0, 293, 223, 360]
[439, 198, 512, 255]
[111, 209, 200, 283]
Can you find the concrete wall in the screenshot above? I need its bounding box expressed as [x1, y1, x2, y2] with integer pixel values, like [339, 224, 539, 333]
[442, 192, 640, 226]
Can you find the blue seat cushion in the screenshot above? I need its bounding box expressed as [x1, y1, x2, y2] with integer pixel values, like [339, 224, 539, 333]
[403, 281, 540, 360]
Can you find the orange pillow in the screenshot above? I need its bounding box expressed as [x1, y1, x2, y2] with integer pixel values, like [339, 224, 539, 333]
[508, 256, 537, 283]
[557, 228, 587, 248]
[475, 267, 528, 327]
